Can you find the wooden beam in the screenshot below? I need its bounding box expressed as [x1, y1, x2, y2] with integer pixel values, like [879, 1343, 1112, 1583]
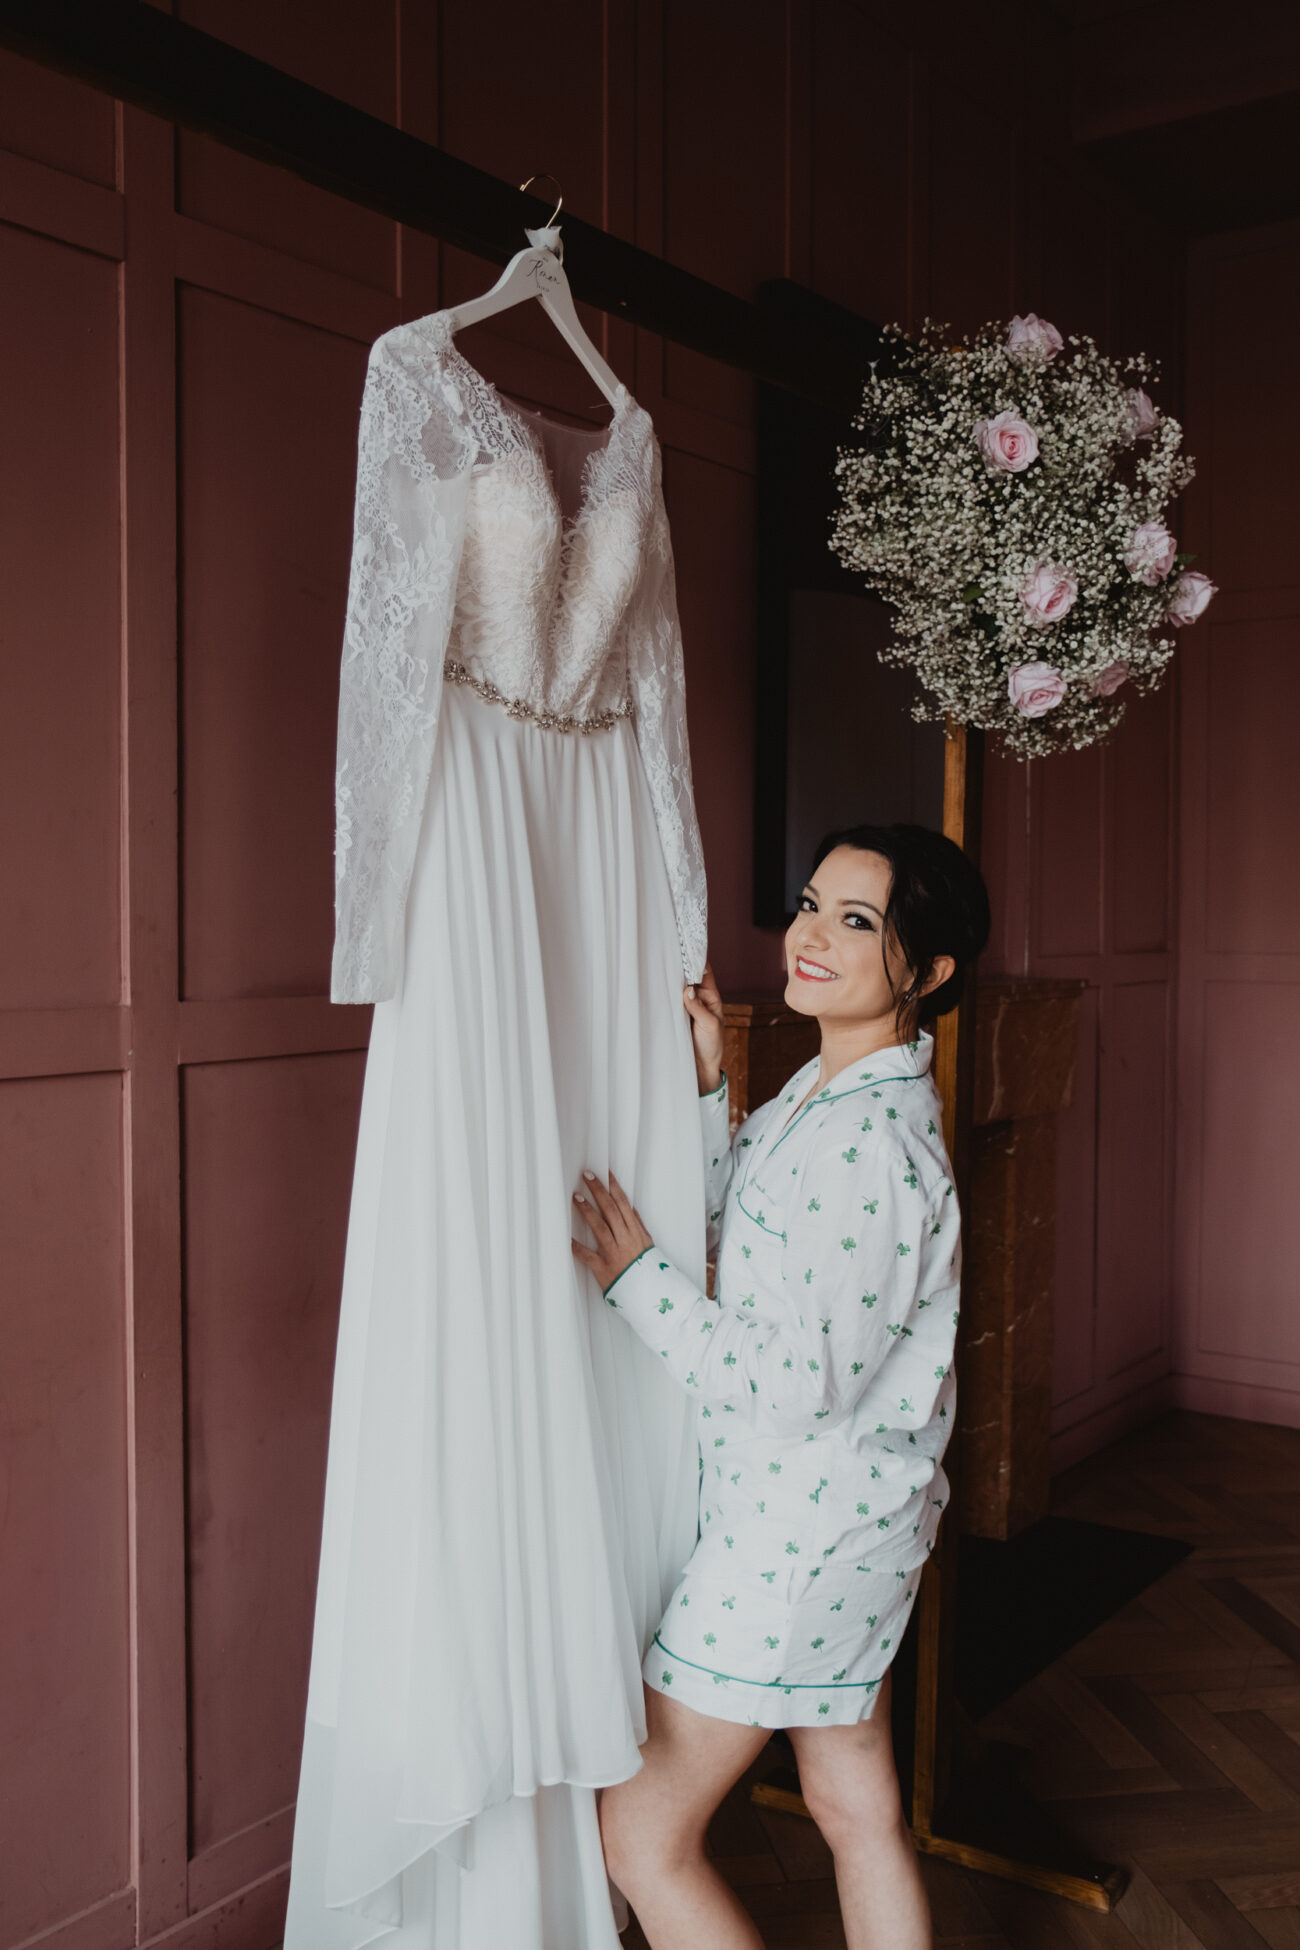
[0, 0, 872, 405]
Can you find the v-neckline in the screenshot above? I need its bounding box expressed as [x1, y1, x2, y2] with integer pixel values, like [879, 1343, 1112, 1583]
[437, 322, 639, 541]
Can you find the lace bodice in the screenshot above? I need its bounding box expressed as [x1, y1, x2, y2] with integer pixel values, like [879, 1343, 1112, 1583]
[331, 312, 709, 1003]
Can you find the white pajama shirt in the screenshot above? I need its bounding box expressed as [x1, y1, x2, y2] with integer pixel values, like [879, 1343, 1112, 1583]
[604, 1031, 959, 1727]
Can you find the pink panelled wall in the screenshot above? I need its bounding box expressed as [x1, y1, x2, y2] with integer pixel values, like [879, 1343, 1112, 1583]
[1172, 219, 1300, 1430]
[0, 4, 1184, 1947]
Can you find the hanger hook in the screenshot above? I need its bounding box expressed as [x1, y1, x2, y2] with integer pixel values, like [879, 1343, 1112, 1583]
[519, 172, 564, 230]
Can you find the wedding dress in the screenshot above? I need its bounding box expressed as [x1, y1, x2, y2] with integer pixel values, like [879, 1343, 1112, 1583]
[283, 313, 708, 1950]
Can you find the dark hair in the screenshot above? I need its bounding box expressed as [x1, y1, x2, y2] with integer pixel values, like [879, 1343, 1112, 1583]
[810, 822, 991, 1032]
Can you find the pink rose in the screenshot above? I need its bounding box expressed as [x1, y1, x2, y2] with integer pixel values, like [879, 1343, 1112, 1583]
[1090, 661, 1129, 698]
[1020, 561, 1078, 627]
[1165, 570, 1217, 626]
[1008, 662, 1067, 718]
[1126, 388, 1158, 440]
[1006, 313, 1064, 365]
[973, 411, 1039, 473]
[1123, 519, 1177, 585]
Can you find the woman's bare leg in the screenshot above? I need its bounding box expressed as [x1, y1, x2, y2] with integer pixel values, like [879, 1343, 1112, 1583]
[600, 1688, 771, 1950]
[788, 1676, 930, 1950]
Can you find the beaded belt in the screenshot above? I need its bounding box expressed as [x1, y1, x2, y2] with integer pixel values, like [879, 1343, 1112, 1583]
[444, 658, 635, 735]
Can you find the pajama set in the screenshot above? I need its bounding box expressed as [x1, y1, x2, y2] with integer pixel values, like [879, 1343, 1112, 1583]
[604, 1030, 959, 1728]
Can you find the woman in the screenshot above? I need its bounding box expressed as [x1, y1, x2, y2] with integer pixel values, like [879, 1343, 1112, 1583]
[572, 822, 990, 1950]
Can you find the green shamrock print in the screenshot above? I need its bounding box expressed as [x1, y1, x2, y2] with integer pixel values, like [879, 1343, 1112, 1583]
[833, 1668, 847, 1682]
[721, 1595, 736, 1610]
[723, 1351, 737, 1367]
[818, 1702, 831, 1716]
[841, 1237, 857, 1254]
[761, 1571, 777, 1584]
[764, 1636, 780, 1650]
[851, 1361, 864, 1375]
[821, 1317, 832, 1334]
[724, 1535, 734, 1548]
[662, 1670, 673, 1684]
[842, 1146, 858, 1163]
[658, 1261, 669, 1271]
[741, 1244, 751, 1259]
[803, 1268, 813, 1285]
[927, 1120, 937, 1136]
[785, 1541, 800, 1556]
[856, 1501, 871, 1516]
[704, 1632, 716, 1646]
[768, 1461, 782, 1475]
[871, 1465, 882, 1480]
[809, 1477, 828, 1504]
[807, 1197, 821, 1212]
[860, 1117, 873, 1133]
[896, 1242, 911, 1257]
[866, 1614, 878, 1628]
[862, 1292, 877, 1308]
[811, 1635, 825, 1649]
[830, 1598, 845, 1613]
[885, 1108, 898, 1121]
[807, 1358, 820, 1375]
[680, 1593, 690, 1606]
[657, 1297, 674, 1314]
[863, 1199, 879, 1215]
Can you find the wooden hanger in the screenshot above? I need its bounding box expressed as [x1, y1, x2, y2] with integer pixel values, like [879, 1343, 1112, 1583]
[443, 175, 625, 413]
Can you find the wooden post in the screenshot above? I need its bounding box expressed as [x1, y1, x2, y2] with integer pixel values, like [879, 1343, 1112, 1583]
[911, 720, 982, 1836]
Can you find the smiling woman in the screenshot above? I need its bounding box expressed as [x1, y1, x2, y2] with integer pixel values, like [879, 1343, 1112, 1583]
[571, 822, 989, 1950]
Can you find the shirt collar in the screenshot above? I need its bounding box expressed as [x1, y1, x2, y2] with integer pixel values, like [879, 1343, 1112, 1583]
[800, 1029, 935, 1105]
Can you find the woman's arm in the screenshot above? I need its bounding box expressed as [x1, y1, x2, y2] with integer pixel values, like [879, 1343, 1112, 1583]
[573, 1138, 937, 1436]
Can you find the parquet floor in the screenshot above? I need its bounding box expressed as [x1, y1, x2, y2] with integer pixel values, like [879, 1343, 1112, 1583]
[624, 1412, 1300, 1949]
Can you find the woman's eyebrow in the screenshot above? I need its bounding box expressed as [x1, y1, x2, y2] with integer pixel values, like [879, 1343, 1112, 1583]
[841, 897, 884, 919]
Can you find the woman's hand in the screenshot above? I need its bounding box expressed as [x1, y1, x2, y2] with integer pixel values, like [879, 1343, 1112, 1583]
[571, 1171, 653, 1293]
[684, 962, 725, 1095]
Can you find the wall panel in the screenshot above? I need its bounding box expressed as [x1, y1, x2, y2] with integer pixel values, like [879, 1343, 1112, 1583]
[0, 1074, 130, 1947]
[1051, 984, 1100, 1410]
[178, 287, 367, 1001]
[1205, 616, 1300, 956]
[0, 50, 116, 185]
[808, 6, 913, 327]
[174, 0, 398, 288]
[1096, 980, 1170, 1377]
[1174, 222, 1300, 1431]
[183, 1052, 363, 1859]
[1195, 981, 1300, 1368]
[1110, 685, 1172, 955]
[0, 223, 122, 1011]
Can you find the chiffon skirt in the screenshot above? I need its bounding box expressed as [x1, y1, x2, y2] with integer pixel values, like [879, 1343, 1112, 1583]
[284, 683, 702, 1949]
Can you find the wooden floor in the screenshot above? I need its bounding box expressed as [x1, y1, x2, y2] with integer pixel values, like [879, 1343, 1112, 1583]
[624, 1411, 1300, 1950]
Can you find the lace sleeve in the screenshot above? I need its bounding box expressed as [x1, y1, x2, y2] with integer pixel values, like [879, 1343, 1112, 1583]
[628, 447, 709, 983]
[330, 327, 473, 1003]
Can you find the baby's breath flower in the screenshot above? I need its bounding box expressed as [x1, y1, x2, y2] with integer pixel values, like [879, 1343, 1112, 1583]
[829, 319, 1202, 758]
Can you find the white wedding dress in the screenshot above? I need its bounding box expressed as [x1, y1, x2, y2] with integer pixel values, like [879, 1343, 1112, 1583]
[284, 314, 708, 1950]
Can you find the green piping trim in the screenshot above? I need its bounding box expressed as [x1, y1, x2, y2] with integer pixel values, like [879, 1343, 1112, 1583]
[603, 1244, 655, 1298]
[652, 1633, 882, 1691]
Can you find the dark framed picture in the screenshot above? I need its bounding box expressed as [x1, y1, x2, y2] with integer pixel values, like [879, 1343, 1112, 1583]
[754, 283, 944, 927]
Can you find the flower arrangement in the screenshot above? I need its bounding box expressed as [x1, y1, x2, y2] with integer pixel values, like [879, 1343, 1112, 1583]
[829, 313, 1216, 757]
